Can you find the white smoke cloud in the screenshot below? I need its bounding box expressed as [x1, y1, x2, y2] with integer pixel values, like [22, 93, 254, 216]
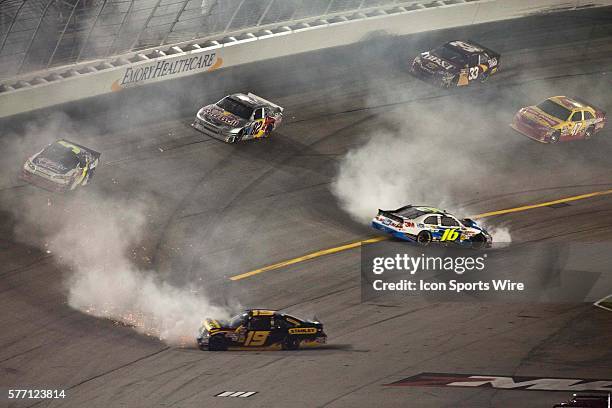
[42, 194, 233, 345]
[1, 116, 236, 346]
[331, 95, 514, 244]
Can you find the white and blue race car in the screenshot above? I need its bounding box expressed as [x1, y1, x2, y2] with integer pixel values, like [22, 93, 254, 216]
[372, 205, 492, 248]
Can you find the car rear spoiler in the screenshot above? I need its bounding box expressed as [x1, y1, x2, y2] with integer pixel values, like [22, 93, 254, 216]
[61, 139, 101, 159]
[377, 204, 416, 223]
[377, 209, 404, 224]
[247, 92, 284, 112]
[467, 39, 500, 58]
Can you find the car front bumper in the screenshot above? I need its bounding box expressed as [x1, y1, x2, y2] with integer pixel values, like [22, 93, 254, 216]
[21, 169, 71, 192]
[192, 117, 237, 143]
[511, 115, 554, 143]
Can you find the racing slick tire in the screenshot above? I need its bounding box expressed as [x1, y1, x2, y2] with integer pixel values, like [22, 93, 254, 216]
[208, 335, 228, 351]
[282, 335, 300, 350]
[228, 130, 244, 144]
[584, 126, 595, 140]
[416, 231, 432, 246]
[471, 234, 487, 250]
[549, 131, 560, 144]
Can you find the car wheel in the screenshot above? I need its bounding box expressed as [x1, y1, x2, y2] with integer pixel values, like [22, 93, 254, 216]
[549, 131, 560, 144]
[416, 231, 432, 246]
[282, 335, 300, 350]
[584, 126, 594, 140]
[471, 234, 487, 250]
[208, 335, 227, 351]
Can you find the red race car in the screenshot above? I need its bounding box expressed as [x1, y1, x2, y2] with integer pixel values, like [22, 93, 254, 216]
[511, 96, 606, 143]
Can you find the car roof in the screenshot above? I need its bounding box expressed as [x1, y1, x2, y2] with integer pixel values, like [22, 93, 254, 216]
[413, 206, 449, 215]
[444, 40, 482, 55]
[229, 93, 264, 108]
[548, 96, 591, 111]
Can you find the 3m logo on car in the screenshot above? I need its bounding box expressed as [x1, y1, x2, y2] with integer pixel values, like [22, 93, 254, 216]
[440, 229, 460, 241]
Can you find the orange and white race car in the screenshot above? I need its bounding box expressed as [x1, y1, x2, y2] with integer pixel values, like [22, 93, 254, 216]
[511, 96, 607, 143]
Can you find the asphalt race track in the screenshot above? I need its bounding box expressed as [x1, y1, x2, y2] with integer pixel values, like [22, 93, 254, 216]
[1, 7, 612, 408]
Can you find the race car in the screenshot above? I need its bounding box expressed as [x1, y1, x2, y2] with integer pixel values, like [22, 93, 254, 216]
[191, 92, 283, 143]
[22, 139, 100, 192]
[196, 309, 326, 351]
[410, 40, 500, 88]
[553, 392, 611, 407]
[371, 205, 492, 248]
[512, 96, 607, 143]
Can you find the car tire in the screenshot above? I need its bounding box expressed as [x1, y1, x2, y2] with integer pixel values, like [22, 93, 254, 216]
[208, 335, 227, 351]
[584, 126, 594, 140]
[416, 231, 432, 246]
[282, 335, 300, 350]
[471, 234, 487, 250]
[549, 131, 560, 144]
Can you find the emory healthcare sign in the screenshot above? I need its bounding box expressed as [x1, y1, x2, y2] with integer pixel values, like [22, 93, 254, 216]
[111, 51, 222, 91]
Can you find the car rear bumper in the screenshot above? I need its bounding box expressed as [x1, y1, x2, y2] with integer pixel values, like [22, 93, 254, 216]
[371, 221, 416, 242]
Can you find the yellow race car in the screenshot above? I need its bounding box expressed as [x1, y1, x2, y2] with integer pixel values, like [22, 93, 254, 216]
[196, 309, 327, 351]
[512, 96, 607, 143]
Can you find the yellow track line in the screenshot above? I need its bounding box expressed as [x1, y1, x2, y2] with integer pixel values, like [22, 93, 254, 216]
[230, 188, 612, 281]
[470, 189, 612, 219]
[229, 237, 387, 281]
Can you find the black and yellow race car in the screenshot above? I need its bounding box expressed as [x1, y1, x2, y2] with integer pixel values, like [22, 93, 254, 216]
[196, 309, 327, 351]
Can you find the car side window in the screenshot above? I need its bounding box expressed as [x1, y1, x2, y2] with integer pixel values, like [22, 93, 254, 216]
[441, 216, 460, 227]
[570, 111, 583, 122]
[424, 216, 438, 225]
[584, 110, 594, 120]
[248, 316, 271, 331]
[253, 108, 264, 120]
[274, 318, 290, 329]
[469, 54, 479, 66]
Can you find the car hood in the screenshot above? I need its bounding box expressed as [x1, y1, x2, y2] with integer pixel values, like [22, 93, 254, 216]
[520, 106, 563, 128]
[419, 51, 461, 73]
[31, 155, 74, 174]
[199, 104, 248, 129]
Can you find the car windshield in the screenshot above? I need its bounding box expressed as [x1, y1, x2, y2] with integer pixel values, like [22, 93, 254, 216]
[216, 97, 253, 119]
[228, 313, 247, 329]
[432, 44, 467, 65]
[536, 100, 571, 121]
[41, 143, 79, 169]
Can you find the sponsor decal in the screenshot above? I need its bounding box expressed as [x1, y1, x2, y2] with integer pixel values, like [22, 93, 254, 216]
[422, 53, 454, 70]
[215, 391, 257, 398]
[288, 327, 317, 335]
[203, 107, 240, 127]
[385, 373, 612, 392]
[111, 52, 223, 91]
